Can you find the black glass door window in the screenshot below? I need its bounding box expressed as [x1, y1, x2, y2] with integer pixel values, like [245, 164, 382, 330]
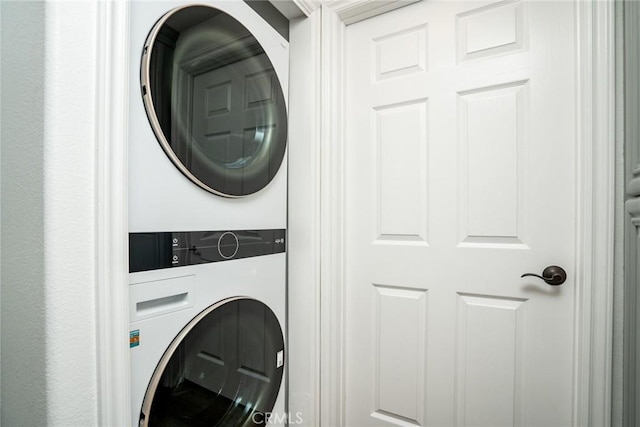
[142, 5, 288, 197]
[140, 298, 285, 426]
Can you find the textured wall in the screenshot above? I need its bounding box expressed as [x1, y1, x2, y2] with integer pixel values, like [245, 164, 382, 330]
[42, 1, 99, 424]
[1, 1, 99, 425]
[1, 2, 48, 424]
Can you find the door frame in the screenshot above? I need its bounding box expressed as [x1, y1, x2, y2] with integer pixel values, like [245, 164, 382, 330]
[95, 1, 131, 426]
[317, 0, 616, 425]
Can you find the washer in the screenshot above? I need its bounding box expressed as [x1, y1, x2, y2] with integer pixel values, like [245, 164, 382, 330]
[129, 232, 286, 426]
[129, 0, 288, 233]
[128, 2, 289, 425]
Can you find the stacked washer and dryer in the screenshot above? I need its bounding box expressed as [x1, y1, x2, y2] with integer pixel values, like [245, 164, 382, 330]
[128, 2, 289, 426]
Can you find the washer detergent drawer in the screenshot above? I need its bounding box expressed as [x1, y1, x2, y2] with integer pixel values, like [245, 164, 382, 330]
[130, 275, 195, 322]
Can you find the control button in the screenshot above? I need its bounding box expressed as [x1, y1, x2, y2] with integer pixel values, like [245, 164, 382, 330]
[218, 232, 239, 260]
[170, 233, 188, 249]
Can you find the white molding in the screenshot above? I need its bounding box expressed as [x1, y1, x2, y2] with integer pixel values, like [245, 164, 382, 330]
[269, 0, 320, 20]
[94, 1, 131, 425]
[574, 0, 616, 425]
[326, 0, 419, 26]
[291, 0, 322, 18]
[627, 198, 640, 218]
[628, 177, 640, 198]
[319, 4, 347, 426]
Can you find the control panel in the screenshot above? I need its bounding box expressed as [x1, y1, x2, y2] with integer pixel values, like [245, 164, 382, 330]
[129, 229, 286, 273]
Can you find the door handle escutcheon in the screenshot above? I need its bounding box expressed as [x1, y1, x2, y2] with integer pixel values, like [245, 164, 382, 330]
[521, 265, 567, 286]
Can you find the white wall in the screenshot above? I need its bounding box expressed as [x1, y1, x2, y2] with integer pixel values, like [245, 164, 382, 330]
[1, 1, 100, 425]
[1, 2, 48, 424]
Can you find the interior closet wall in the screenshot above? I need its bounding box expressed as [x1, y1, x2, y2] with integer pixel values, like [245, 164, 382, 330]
[1, 2, 47, 424]
[0, 1, 100, 424]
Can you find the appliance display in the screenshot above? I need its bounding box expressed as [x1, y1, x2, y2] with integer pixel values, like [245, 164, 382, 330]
[129, 229, 286, 272]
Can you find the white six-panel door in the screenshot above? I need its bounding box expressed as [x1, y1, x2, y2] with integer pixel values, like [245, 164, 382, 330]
[344, 1, 577, 426]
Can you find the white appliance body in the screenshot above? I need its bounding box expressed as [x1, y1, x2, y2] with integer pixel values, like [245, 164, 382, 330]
[129, 254, 287, 427]
[128, 1, 289, 425]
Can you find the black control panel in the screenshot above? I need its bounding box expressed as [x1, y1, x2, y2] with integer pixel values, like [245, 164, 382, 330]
[129, 229, 286, 273]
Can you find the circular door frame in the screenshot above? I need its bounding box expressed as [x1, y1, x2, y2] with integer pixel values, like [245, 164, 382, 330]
[138, 296, 286, 426]
[140, 4, 288, 199]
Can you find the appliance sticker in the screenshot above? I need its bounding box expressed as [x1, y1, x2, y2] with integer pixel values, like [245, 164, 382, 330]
[276, 350, 284, 368]
[130, 330, 140, 348]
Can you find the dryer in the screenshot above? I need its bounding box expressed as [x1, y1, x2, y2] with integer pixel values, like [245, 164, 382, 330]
[129, 0, 289, 233]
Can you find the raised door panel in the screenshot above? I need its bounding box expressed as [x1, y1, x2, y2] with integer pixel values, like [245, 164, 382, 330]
[457, 81, 529, 248]
[374, 100, 429, 244]
[373, 285, 428, 425]
[456, 294, 526, 426]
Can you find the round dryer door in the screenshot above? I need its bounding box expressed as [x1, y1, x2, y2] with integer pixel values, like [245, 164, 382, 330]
[139, 298, 285, 426]
[141, 5, 288, 197]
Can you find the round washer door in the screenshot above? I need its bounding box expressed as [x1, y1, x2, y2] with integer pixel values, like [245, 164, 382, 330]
[140, 298, 285, 426]
[141, 5, 288, 197]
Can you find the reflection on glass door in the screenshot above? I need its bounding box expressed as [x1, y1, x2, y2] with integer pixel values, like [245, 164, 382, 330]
[142, 5, 288, 197]
[141, 298, 285, 426]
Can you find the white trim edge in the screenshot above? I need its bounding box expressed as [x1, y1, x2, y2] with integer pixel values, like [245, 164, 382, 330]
[95, 1, 131, 425]
[269, 0, 320, 20]
[328, 0, 420, 25]
[319, 4, 347, 426]
[574, 0, 615, 425]
[292, 0, 322, 18]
